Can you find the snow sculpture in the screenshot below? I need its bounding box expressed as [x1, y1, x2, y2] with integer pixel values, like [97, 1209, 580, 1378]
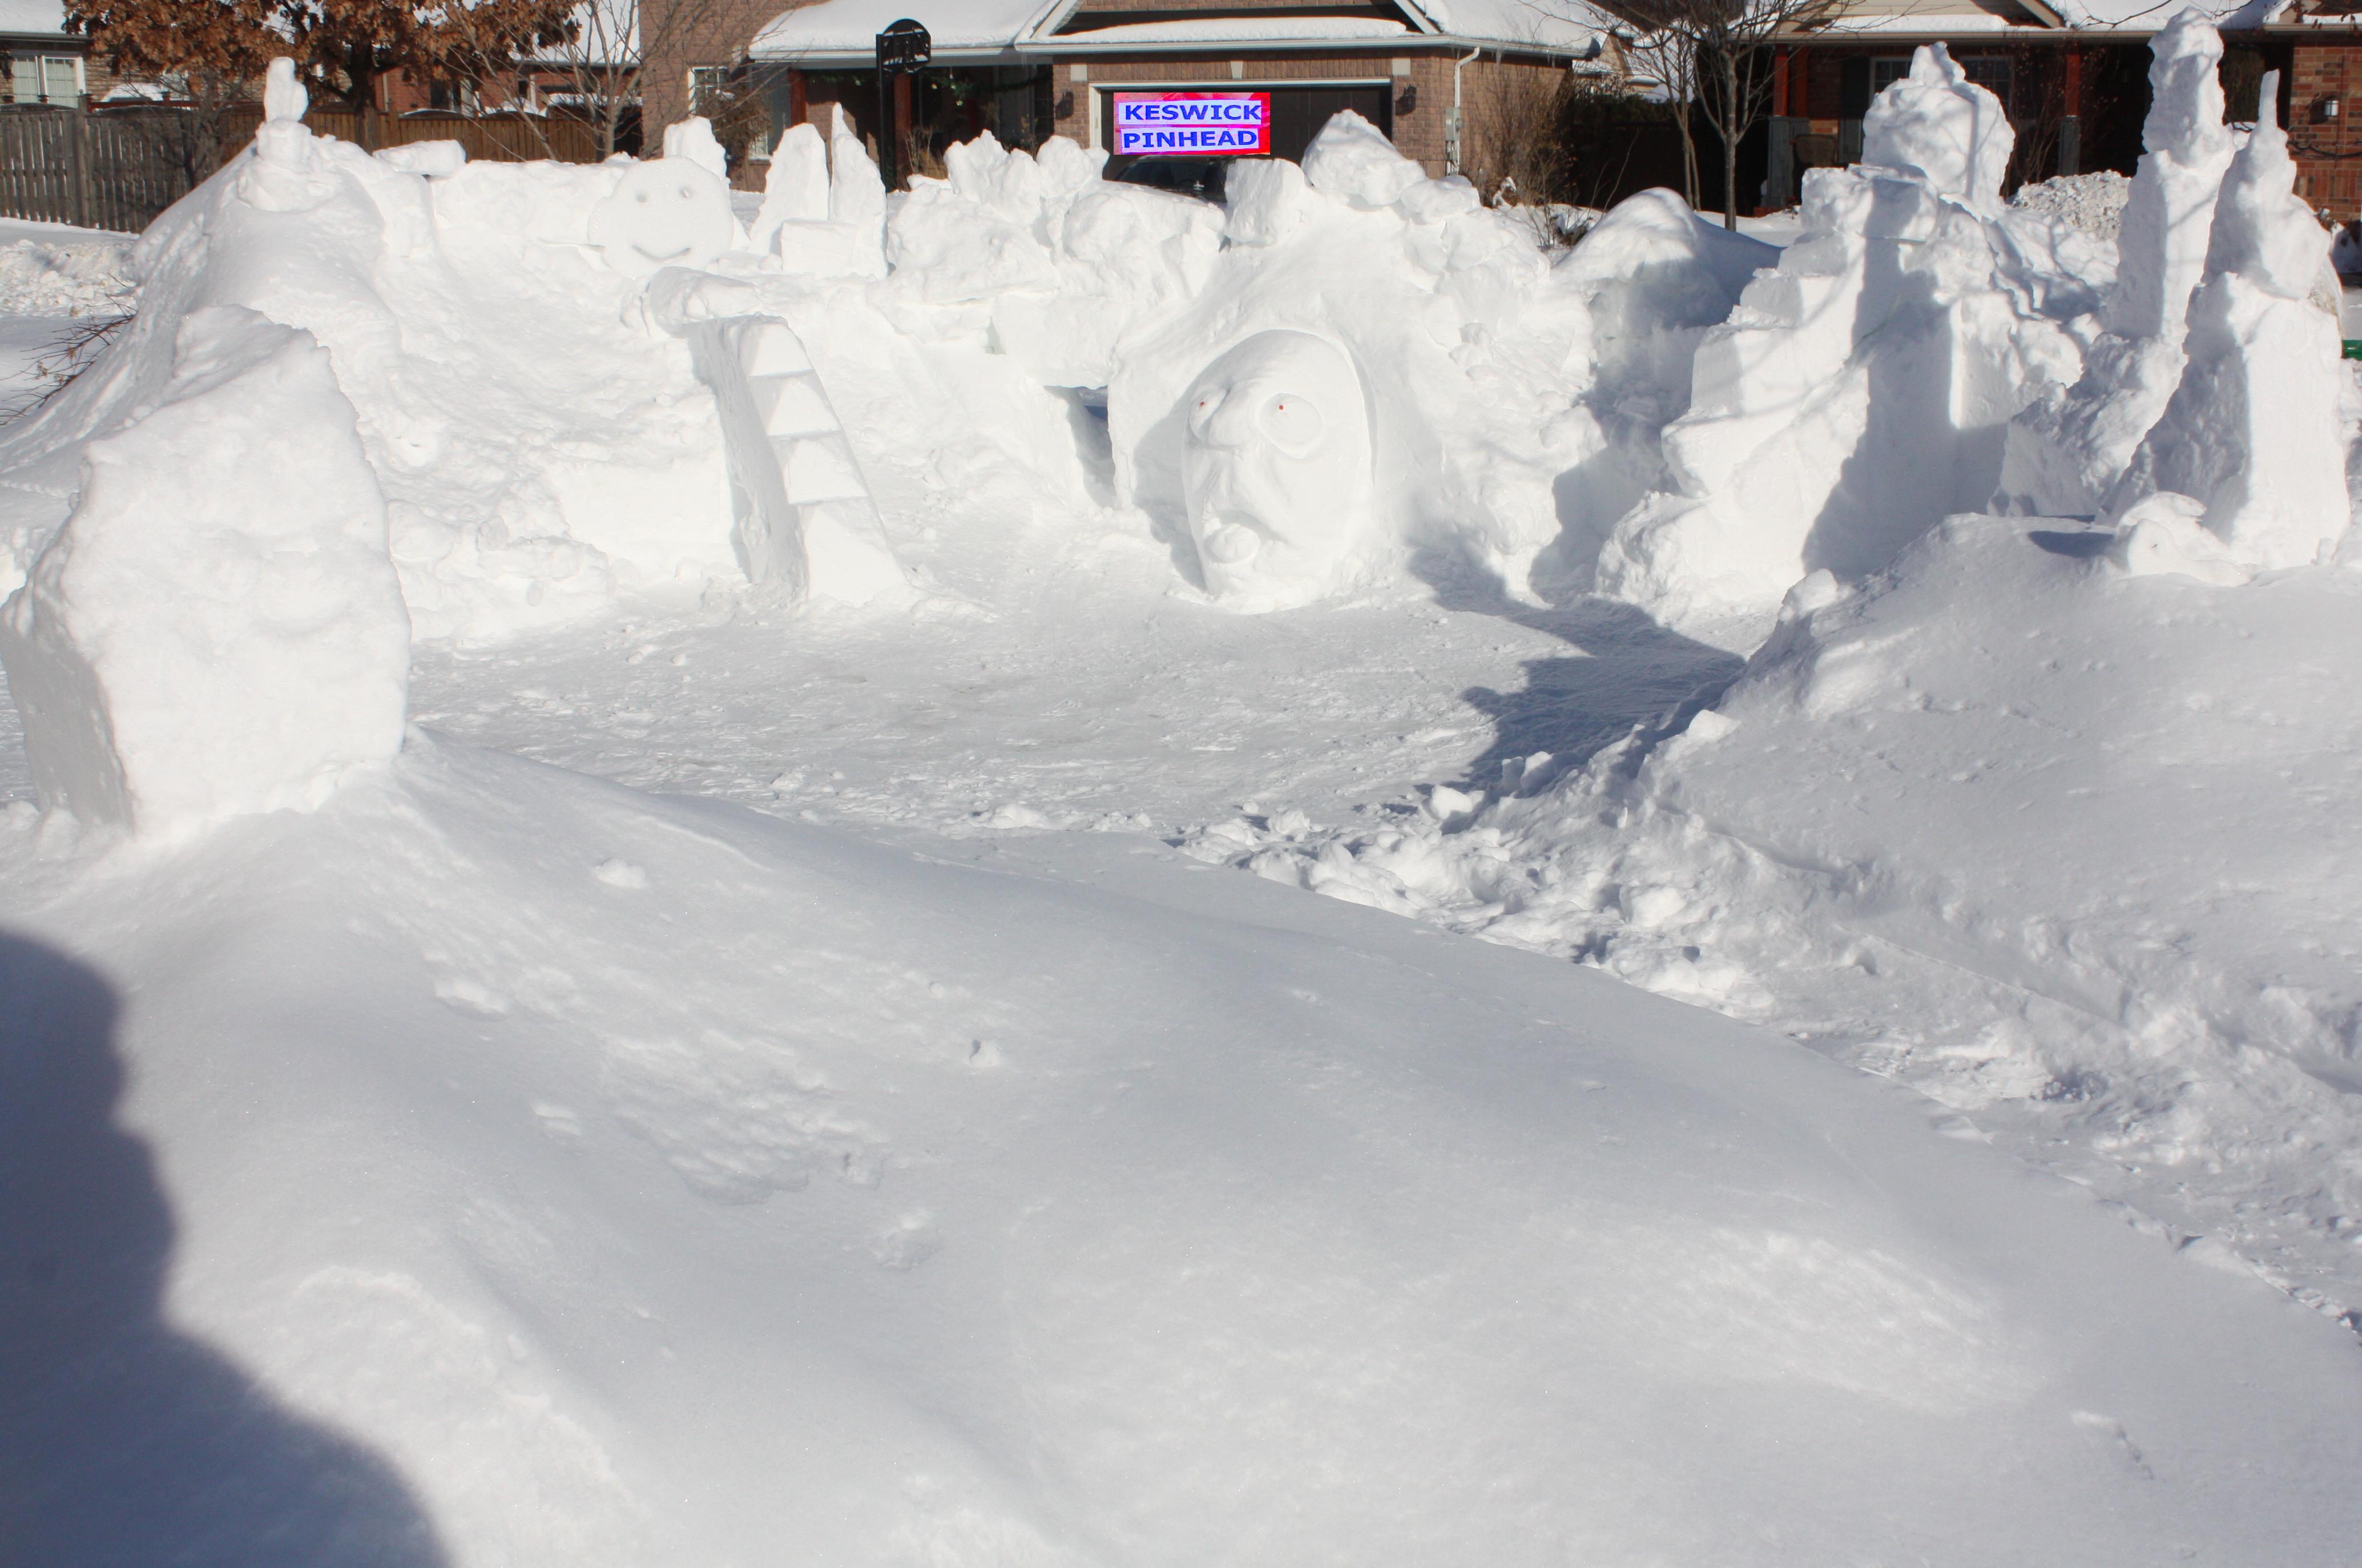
[1301, 111, 1426, 209]
[749, 122, 830, 253]
[1860, 43, 2012, 210]
[1596, 45, 2082, 636]
[1997, 11, 2236, 515]
[660, 116, 729, 181]
[767, 106, 888, 279]
[643, 270, 907, 604]
[1180, 330, 1373, 605]
[882, 130, 1219, 386]
[2106, 71, 2346, 568]
[235, 57, 339, 213]
[2105, 490, 2253, 584]
[0, 308, 409, 838]
[588, 140, 735, 277]
[1109, 112, 1585, 603]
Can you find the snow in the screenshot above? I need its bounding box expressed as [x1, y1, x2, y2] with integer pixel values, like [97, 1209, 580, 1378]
[2012, 170, 2134, 240]
[1596, 45, 2095, 636]
[748, 0, 1059, 57]
[6, 38, 2362, 1560]
[8, 736, 2362, 1562]
[1860, 42, 2014, 212]
[2109, 70, 2348, 564]
[742, 0, 1609, 57]
[0, 308, 407, 838]
[1053, 16, 1411, 42]
[0, 0, 64, 35]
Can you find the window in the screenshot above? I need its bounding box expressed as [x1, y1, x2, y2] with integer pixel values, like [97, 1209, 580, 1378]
[10, 54, 82, 104]
[1868, 56, 1912, 96]
[1958, 56, 2013, 115]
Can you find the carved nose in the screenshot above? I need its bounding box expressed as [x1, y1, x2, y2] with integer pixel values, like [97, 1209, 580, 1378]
[1198, 400, 1260, 449]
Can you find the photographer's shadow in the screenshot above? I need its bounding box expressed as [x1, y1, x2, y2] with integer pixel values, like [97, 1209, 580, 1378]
[0, 931, 447, 1567]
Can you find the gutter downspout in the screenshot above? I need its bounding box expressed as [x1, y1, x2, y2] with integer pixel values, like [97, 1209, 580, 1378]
[1446, 46, 1480, 174]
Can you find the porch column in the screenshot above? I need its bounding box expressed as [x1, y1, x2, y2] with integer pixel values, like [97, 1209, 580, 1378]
[2059, 45, 2082, 178]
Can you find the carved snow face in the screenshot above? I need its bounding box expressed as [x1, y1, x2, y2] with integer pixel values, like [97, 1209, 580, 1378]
[587, 158, 736, 277]
[1180, 330, 1372, 604]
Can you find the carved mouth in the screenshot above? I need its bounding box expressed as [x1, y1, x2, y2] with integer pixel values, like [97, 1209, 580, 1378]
[1200, 518, 1263, 566]
[631, 241, 694, 263]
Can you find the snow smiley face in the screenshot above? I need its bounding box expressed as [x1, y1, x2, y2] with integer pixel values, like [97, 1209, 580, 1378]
[587, 158, 737, 278]
[1180, 329, 1373, 607]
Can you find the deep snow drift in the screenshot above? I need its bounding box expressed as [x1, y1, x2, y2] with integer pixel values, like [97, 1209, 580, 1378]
[6, 25, 2362, 1562]
[9, 743, 2362, 1565]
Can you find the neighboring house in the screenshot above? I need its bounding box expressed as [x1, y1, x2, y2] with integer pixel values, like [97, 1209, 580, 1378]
[1760, 0, 2362, 215]
[0, 0, 114, 106]
[648, 0, 1631, 185]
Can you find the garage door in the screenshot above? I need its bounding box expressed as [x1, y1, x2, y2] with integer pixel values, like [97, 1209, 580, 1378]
[1099, 82, 1391, 170]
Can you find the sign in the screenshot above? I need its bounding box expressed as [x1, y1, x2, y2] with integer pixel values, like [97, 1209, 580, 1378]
[876, 18, 930, 74]
[1111, 92, 1272, 157]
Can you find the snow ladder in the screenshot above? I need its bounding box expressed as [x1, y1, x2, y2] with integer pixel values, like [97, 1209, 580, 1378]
[678, 315, 906, 606]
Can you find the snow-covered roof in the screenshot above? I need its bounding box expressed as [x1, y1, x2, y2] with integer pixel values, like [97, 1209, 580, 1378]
[751, 0, 1063, 58]
[1813, 0, 2292, 31]
[2041, 0, 2288, 27]
[1413, 0, 1617, 50]
[0, 0, 70, 39]
[1053, 17, 1413, 46]
[748, 0, 1608, 62]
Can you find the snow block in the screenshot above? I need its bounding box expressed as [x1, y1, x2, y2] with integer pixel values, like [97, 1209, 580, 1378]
[0, 307, 409, 837]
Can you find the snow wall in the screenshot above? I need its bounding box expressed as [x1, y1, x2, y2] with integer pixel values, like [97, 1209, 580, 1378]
[1, 36, 2357, 837]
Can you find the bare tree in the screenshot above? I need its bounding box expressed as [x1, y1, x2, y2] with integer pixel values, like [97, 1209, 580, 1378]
[1591, 0, 1841, 228]
[516, 0, 755, 162]
[1618, 25, 1700, 208]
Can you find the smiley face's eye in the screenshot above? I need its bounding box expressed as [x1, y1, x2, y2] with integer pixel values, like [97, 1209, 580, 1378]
[1259, 392, 1323, 455]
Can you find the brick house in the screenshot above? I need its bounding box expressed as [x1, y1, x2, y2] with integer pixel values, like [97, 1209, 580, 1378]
[1, 0, 116, 106]
[1758, 0, 2362, 219]
[647, 0, 1632, 189]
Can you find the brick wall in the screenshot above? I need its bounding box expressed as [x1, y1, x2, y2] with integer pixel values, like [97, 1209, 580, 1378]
[2292, 40, 2362, 218]
[644, 0, 809, 134]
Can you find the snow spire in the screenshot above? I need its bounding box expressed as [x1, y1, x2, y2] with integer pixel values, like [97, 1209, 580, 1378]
[263, 57, 307, 125]
[2106, 10, 2235, 340]
[2203, 70, 2323, 299]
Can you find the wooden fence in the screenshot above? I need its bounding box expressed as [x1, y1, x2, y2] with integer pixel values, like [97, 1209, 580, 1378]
[0, 103, 604, 233]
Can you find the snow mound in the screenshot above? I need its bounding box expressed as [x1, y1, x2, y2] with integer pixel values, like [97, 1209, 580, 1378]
[0, 235, 135, 317]
[2010, 170, 2134, 240]
[6, 737, 2362, 1561]
[1199, 513, 2362, 1319]
[0, 307, 406, 838]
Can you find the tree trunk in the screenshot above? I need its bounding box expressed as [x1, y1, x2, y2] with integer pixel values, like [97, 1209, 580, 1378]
[1720, 56, 1740, 230]
[1675, 99, 1698, 209]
